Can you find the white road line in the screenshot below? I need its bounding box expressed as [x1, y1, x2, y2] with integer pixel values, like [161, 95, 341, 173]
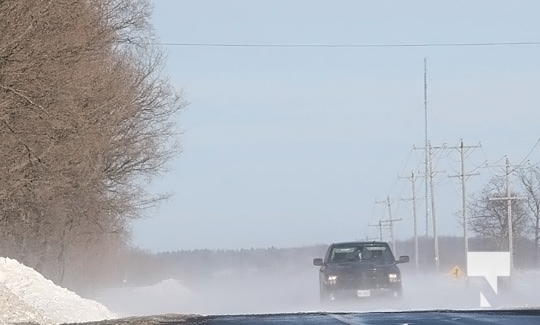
[326, 313, 369, 325]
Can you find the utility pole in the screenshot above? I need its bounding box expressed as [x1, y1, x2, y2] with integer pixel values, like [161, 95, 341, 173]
[428, 142, 440, 272]
[506, 158, 514, 272]
[378, 220, 383, 241]
[400, 171, 421, 270]
[488, 157, 525, 273]
[448, 140, 481, 272]
[382, 196, 401, 254]
[414, 142, 444, 271]
[423, 58, 429, 239]
[386, 196, 397, 254]
[369, 220, 384, 241]
[380, 217, 403, 256]
[376, 196, 403, 255]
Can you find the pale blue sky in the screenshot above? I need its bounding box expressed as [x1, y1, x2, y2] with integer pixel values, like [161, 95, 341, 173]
[132, 1, 540, 252]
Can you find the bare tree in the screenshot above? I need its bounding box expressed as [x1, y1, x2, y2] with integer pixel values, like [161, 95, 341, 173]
[518, 165, 540, 266]
[468, 176, 530, 250]
[0, 0, 184, 289]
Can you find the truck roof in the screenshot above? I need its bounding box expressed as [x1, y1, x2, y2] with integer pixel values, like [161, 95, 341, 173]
[331, 241, 389, 246]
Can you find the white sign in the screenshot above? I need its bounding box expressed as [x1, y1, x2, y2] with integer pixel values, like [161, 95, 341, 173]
[467, 252, 510, 307]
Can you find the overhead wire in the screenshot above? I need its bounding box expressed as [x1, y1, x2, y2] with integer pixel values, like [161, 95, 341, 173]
[385, 146, 416, 197]
[519, 138, 540, 166]
[157, 41, 540, 48]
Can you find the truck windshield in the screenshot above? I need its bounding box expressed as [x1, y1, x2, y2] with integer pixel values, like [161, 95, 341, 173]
[329, 245, 394, 263]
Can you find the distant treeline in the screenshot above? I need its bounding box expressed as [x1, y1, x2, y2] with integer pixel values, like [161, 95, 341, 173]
[120, 245, 328, 287]
[116, 236, 539, 288]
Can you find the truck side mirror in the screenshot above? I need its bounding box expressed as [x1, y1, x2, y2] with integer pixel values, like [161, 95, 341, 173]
[313, 258, 324, 266]
[398, 255, 410, 264]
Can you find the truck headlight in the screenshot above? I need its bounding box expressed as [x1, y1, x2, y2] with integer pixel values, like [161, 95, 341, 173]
[327, 275, 337, 285]
[388, 273, 400, 283]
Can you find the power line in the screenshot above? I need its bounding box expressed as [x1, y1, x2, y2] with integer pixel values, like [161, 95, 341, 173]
[386, 148, 416, 196]
[157, 41, 540, 48]
[519, 138, 540, 166]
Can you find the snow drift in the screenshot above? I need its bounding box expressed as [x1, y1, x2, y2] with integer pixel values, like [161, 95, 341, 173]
[0, 257, 116, 324]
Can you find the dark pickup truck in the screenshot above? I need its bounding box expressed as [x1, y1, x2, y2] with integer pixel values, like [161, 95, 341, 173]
[313, 241, 409, 302]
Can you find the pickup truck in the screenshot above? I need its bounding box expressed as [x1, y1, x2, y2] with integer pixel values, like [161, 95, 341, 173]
[313, 241, 409, 302]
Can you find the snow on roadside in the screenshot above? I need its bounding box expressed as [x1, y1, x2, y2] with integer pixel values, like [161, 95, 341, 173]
[0, 257, 116, 324]
[0, 284, 49, 324]
[95, 279, 192, 317]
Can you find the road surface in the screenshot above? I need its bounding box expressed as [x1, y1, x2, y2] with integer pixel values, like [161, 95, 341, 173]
[77, 310, 540, 325]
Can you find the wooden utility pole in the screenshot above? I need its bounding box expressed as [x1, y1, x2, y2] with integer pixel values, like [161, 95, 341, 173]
[414, 142, 444, 271]
[488, 157, 529, 274]
[506, 158, 513, 272]
[376, 196, 403, 255]
[428, 142, 440, 271]
[448, 140, 481, 271]
[489, 157, 525, 273]
[369, 220, 384, 241]
[400, 171, 420, 270]
[383, 196, 402, 255]
[423, 58, 429, 239]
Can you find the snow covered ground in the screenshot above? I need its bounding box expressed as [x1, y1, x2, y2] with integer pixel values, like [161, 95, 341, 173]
[95, 267, 540, 317]
[2, 257, 540, 324]
[0, 257, 115, 324]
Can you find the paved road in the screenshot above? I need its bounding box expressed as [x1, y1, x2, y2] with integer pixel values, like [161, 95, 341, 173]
[79, 310, 540, 325]
[195, 310, 540, 325]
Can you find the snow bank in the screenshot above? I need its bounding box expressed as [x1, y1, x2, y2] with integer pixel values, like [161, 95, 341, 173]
[0, 257, 116, 324]
[96, 279, 191, 317]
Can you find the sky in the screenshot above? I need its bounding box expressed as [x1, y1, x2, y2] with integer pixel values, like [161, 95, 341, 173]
[131, 0, 540, 252]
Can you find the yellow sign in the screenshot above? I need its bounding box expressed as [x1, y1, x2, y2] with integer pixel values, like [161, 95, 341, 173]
[450, 265, 464, 279]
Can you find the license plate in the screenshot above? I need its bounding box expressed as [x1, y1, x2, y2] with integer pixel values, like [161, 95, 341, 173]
[357, 290, 371, 297]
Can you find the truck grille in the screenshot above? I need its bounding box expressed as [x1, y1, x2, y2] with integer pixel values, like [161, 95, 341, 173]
[337, 269, 389, 289]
